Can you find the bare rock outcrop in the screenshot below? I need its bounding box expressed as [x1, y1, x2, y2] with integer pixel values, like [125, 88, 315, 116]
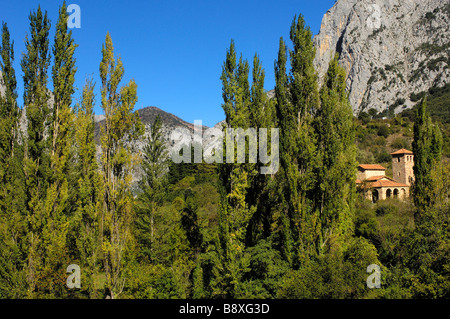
[313, 0, 449, 115]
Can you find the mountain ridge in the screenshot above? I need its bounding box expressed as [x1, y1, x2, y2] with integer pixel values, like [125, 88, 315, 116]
[93, 105, 204, 143]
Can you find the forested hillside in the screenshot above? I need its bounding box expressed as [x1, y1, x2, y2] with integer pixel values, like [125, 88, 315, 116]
[0, 3, 448, 299]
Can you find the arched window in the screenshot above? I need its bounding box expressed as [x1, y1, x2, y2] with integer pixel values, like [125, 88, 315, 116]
[386, 189, 392, 198]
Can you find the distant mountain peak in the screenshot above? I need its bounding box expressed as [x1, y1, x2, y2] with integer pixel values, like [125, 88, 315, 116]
[94, 105, 211, 143]
[136, 106, 203, 131]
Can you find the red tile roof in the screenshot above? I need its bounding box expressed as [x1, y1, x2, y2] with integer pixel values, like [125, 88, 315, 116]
[365, 175, 388, 181]
[369, 179, 409, 188]
[358, 164, 386, 171]
[390, 148, 413, 155]
[356, 175, 409, 188]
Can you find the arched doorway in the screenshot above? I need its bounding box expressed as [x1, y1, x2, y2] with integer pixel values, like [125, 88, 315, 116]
[372, 189, 379, 203]
[393, 189, 399, 198]
[386, 189, 392, 198]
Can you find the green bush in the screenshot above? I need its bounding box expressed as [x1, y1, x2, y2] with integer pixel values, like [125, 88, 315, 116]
[358, 111, 371, 124]
[376, 150, 391, 163]
[391, 137, 410, 150]
[375, 201, 399, 216]
[377, 124, 390, 138]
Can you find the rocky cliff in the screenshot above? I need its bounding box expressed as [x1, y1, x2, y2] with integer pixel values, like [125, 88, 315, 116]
[313, 0, 449, 115]
[0, 71, 5, 97]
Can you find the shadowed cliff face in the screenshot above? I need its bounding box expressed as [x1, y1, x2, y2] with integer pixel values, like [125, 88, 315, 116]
[313, 0, 449, 115]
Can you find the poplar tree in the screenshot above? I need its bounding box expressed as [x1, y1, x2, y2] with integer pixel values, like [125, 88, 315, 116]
[0, 22, 27, 298]
[407, 97, 447, 298]
[0, 22, 19, 162]
[20, 5, 52, 296]
[246, 54, 277, 245]
[412, 97, 443, 214]
[274, 14, 320, 266]
[50, 1, 77, 174]
[216, 40, 258, 297]
[0, 23, 21, 213]
[99, 32, 143, 299]
[314, 53, 356, 250]
[73, 79, 103, 298]
[216, 39, 283, 296]
[33, 2, 78, 297]
[273, 37, 294, 262]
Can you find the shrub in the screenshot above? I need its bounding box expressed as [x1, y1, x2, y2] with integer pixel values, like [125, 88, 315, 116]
[377, 124, 390, 138]
[376, 150, 391, 163]
[375, 201, 399, 216]
[425, 12, 436, 20]
[358, 111, 371, 124]
[391, 137, 410, 150]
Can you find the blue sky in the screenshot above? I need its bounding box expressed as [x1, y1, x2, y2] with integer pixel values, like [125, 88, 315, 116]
[1, 0, 336, 127]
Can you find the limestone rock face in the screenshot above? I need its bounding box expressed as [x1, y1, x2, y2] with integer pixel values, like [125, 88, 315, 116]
[0, 71, 4, 97]
[313, 0, 450, 115]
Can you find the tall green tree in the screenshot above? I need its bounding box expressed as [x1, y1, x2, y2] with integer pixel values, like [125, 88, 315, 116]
[0, 22, 19, 162]
[405, 98, 447, 298]
[274, 14, 320, 266]
[135, 115, 169, 262]
[215, 40, 257, 297]
[246, 54, 277, 246]
[50, 1, 77, 174]
[72, 78, 103, 298]
[215, 40, 281, 297]
[20, 5, 52, 297]
[0, 22, 27, 298]
[412, 97, 443, 214]
[99, 32, 143, 299]
[314, 53, 356, 250]
[34, 2, 78, 297]
[272, 37, 294, 262]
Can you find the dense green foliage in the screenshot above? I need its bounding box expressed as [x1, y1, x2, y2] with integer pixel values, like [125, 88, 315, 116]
[0, 5, 448, 299]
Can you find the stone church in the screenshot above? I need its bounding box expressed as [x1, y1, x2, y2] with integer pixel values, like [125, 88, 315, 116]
[356, 149, 414, 203]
